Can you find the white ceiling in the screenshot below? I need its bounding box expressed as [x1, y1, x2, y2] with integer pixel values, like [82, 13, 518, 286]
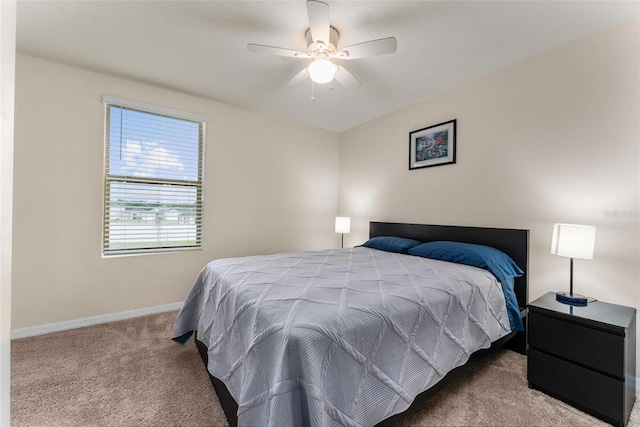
[16, 1, 638, 132]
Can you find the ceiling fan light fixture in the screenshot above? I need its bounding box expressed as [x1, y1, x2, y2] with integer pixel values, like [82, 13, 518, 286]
[308, 58, 337, 84]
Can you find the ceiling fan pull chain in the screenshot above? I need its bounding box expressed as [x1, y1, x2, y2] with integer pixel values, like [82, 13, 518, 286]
[311, 80, 315, 101]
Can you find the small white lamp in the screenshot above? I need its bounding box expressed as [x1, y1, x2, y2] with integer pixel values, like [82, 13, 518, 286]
[335, 217, 351, 249]
[551, 223, 596, 305]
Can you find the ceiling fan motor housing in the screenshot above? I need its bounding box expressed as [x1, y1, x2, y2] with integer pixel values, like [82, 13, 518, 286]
[305, 26, 340, 58]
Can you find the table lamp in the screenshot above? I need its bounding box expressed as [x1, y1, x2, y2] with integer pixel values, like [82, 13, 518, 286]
[335, 217, 350, 249]
[551, 223, 596, 306]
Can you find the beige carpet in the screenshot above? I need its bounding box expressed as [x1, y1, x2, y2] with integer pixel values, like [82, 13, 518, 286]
[10, 311, 640, 427]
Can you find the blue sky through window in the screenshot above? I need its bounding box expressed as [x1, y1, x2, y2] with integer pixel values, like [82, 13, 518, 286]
[109, 107, 200, 182]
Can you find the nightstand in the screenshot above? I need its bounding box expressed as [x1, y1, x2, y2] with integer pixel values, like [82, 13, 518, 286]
[527, 292, 636, 427]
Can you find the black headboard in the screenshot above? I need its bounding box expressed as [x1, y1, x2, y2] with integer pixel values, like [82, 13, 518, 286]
[369, 222, 529, 309]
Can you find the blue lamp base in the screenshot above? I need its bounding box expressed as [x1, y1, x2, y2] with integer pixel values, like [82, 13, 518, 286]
[556, 258, 596, 306]
[556, 292, 595, 306]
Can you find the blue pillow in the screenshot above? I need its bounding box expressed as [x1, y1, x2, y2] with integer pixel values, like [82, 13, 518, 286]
[407, 241, 523, 282]
[360, 236, 423, 254]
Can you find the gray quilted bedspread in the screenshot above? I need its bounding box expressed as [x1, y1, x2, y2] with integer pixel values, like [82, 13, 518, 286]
[173, 247, 511, 427]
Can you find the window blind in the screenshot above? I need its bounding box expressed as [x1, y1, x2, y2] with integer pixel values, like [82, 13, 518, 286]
[103, 97, 205, 255]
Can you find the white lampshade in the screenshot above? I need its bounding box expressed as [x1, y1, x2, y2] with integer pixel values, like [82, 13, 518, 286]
[309, 59, 337, 84]
[550, 223, 596, 260]
[335, 217, 351, 234]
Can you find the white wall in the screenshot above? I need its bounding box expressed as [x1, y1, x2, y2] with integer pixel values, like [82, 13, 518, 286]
[12, 55, 340, 329]
[339, 21, 639, 362]
[0, 2, 16, 423]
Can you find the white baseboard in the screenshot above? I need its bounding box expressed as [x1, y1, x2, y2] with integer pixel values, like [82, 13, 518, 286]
[11, 301, 184, 340]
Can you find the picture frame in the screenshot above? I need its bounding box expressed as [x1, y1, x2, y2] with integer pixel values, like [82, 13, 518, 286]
[409, 119, 456, 170]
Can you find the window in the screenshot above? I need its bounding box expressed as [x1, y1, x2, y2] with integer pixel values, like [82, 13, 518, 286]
[102, 96, 205, 255]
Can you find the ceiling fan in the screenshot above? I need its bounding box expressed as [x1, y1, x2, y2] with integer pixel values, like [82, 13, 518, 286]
[247, 0, 397, 89]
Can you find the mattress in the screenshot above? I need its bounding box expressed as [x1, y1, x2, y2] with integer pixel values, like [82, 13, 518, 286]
[173, 247, 512, 427]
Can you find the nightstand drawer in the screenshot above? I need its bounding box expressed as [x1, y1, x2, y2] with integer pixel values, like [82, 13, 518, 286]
[528, 349, 624, 426]
[529, 311, 624, 378]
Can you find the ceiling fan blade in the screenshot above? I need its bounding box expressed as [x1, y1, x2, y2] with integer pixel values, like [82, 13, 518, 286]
[307, 0, 330, 45]
[247, 43, 310, 59]
[286, 68, 310, 87]
[333, 66, 361, 89]
[335, 37, 397, 60]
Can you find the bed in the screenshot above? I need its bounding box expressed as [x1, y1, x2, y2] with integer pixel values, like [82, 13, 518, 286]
[173, 222, 529, 427]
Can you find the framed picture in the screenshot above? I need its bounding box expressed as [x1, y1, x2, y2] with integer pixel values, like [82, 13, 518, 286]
[409, 119, 456, 170]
